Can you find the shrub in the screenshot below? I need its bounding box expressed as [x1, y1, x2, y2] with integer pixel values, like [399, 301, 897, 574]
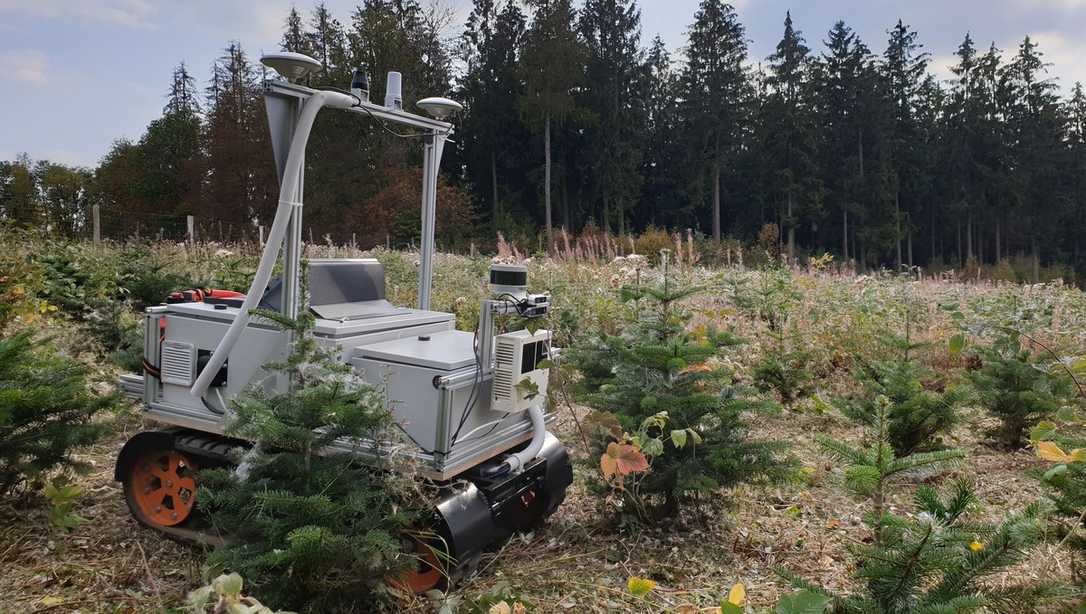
[0, 330, 112, 495]
[199, 312, 427, 612]
[1031, 428, 1086, 589]
[967, 333, 1076, 448]
[841, 359, 966, 456]
[568, 260, 792, 519]
[752, 342, 814, 408]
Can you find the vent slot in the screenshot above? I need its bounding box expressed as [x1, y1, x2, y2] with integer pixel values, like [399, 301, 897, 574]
[492, 368, 514, 400]
[161, 341, 196, 386]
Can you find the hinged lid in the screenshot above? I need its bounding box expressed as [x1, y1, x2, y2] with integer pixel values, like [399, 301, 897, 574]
[355, 329, 476, 371]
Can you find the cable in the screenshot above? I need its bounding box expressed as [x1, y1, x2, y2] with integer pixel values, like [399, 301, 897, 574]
[318, 86, 432, 140]
[452, 413, 511, 446]
[394, 423, 436, 455]
[448, 326, 483, 449]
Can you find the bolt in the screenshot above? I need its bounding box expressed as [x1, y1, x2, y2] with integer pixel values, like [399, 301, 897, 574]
[155, 506, 162, 513]
[166, 480, 173, 488]
[171, 512, 178, 520]
[144, 487, 152, 494]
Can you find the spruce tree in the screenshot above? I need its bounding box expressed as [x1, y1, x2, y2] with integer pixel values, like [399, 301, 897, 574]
[519, 0, 583, 241]
[680, 0, 750, 242]
[0, 330, 112, 495]
[570, 257, 791, 517]
[764, 12, 821, 259]
[199, 312, 427, 612]
[578, 0, 645, 235]
[967, 332, 1075, 448]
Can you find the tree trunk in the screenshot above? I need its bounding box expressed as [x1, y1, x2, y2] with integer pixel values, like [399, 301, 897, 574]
[966, 209, 973, 262]
[787, 190, 795, 260]
[544, 113, 552, 246]
[561, 173, 570, 231]
[491, 150, 499, 231]
[1032, 238, 1040, 283]
[894, 188, 902, 269]
[712, 159, 722, 242]
[956, 219, 962, 267]
[907, 217, 913, 268]
[995, 217, 1001, 263]
[843, 207, 849, 262]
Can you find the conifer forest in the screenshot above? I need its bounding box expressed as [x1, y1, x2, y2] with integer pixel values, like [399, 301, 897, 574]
[4, 1, 1086, 613]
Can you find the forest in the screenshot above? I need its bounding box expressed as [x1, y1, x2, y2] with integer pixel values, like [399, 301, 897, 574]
[2, 0, 1086, 279]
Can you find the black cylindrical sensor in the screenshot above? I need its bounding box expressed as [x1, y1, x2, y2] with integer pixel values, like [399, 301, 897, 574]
[351, 67, 369, 102]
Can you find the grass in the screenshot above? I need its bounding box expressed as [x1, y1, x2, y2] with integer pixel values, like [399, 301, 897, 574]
[1, 229, 1084, 612]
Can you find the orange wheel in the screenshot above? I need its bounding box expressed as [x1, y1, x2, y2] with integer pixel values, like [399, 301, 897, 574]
[389, 537, 443, 594]
[124, 449, 198, 527]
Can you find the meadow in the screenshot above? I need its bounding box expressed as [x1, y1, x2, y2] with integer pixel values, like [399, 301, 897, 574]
[2, 227, 1085, 612]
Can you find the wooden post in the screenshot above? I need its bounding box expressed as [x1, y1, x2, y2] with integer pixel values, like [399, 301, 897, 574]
[92, 204, 101, 245]
[186, 215, 195, 245]
[259, 225, 265, 246]
[470, 242, 476, 258]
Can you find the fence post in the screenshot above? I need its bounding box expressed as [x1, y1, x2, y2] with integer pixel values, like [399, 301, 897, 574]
[92, 204, 101, 246]
[259, 225, 265, 246]
[187, 215, 195, 245]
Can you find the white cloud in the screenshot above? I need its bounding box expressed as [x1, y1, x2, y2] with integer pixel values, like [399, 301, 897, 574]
[0, 0, 156, 29]
[0, 50, 49, 86]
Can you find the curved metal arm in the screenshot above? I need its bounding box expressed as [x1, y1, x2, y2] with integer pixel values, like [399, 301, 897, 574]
[190, 90, 355, 399]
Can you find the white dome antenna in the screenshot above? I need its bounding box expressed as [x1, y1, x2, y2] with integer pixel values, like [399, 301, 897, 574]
[260, 52, 321, 83]
[417, 97, 463, 120]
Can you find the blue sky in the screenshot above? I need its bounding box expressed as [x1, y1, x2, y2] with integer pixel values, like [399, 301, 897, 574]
[2, 0, 1085, 167]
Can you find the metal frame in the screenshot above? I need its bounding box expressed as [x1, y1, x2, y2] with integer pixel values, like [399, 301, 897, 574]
[263, 81, 452, 315]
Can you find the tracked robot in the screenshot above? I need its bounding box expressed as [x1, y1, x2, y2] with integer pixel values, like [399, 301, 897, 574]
[114, 52, 572, 592]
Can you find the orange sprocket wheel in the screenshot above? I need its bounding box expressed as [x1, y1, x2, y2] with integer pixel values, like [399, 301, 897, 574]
[389, 536, 444, 594]
[125, 449, 198, 527]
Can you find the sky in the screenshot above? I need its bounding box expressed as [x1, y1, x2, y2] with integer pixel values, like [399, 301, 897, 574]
[2, 0, 1086, 168]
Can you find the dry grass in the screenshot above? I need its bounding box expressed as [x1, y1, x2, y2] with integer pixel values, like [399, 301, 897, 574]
[1, 244, 1084, 612]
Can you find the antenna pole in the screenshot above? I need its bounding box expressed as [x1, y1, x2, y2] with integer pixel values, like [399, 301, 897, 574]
[417, 132, 447, 310]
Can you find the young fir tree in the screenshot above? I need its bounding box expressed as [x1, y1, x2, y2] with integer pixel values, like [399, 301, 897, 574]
[817, 395, 964, 539]
[199, 312, 427, 612]
[570, 256, 791, 518]
[779, 400, 1062, 613]
[0, 330, 112, 495]
[781, 481, 1057, 613]
[842, 359, 966, 456]
[967, 332, 1075, 448]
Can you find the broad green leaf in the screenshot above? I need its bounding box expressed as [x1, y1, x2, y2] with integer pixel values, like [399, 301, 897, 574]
[775, 590, 832, 614]
[671, 429, 688, 449]
[948, 333, 966, 356]
[627, 576, 656, 597]
[536, 359, 554, 370]
[1030, 421, 1057, 443]
[1044, 464, 1069, 482]
[515, 377, 540, 401]
[213, 573, 244, 599]
[641, 437, 664, 457]
[720, 603, 743, 614]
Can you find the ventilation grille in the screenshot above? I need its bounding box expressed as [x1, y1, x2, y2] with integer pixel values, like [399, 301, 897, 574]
[495, 338, 516, 366]
[161, 341, 196, 386]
